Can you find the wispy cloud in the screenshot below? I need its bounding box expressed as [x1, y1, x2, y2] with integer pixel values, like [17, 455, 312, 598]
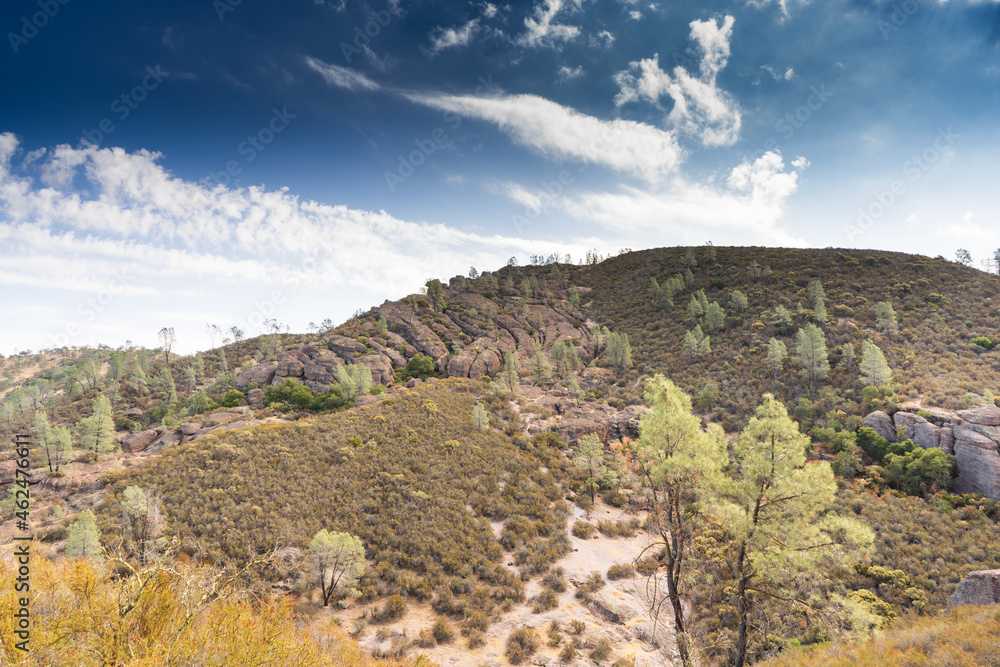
[516, 0, 582, 48]
[303, 56, 381, 91]
[405, 91, 683, 182]
[557, 65, 584, 81]
[428, 19, 480, 53]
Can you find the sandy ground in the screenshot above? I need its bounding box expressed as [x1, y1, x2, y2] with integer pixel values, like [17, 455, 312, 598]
[339, 500, 679, 666]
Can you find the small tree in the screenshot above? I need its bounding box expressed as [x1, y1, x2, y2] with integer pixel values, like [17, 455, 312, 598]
[306, 530, 366, 607]
[859, 340, 893, 387]
[120, 486, 163, 564]
[65, 509, 102, 560]
[874, 301, 899, 337]
[773, 305, 794, 333]
[48, 426, 73, 473]
[500, 351, 520, 392]
[704, 302, 725, 333]
[78, 394, 117, 453]
[472, 403, 489, 431]
[796, 324, 830, 389]
[765, 337, 787, 380]
[841, 342, 856, 367]
[425, 279, 445, 311]
[807, 280, 826, 305]
[686, 296, 704, 324]
[335, 364, 373, 402]
[730, 290, 749, 312]
[157, 327, 176, 363]
[575, 434, 607, 501]
[606, 332, 633, 373]
[551, 341, 568, 375]
[813, 299, 828, 324]
[530, 343, 551, 385]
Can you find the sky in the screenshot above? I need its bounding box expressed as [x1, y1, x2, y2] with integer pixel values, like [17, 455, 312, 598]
[1, 0, 999, 355]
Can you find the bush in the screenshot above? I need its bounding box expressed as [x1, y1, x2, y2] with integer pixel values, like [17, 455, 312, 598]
[590, 637, 613, 662]
[402, 354, 436, 380]
[531, 589, 559, 613]
[505, 626, 540, 664]
[572, 521, 596, 539]
[607, 563, 634, 580]
[370, 594, 406, 623]
[431, 619, 454, 644]
[970, 336, 995, 350]
[218, 389, 245, 408]
[542, 567, 567, 593]
[575, 571, 605, 599]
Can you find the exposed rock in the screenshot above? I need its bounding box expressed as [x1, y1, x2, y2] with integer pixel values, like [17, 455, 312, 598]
[405, 378, 421, 388]
[179, 423, 201, 436]
[247, 388, 265, 408]
[609, 405, 648, 441]
[470, 348, 502, 379]
[947, 569, 1000, 609]
[861, 410, 896, 442]
[148, 431, 182, 452]
[954, 425, 997, 450]
[121, 429, 158, 454]
[327, 335, 367, 360]
[958, 404, 1000, 427]
[954, 437, 1000, 500]
[275, 357, 305, 379]
[554, 418, 604, 444]
[894, 412, 940, 449]
[125, 407, 144, 417]
[356, 355, 395, 387]
[939, 426, 955, 455]
[234, 362, 278, 391]
[447, 348, 478, 378]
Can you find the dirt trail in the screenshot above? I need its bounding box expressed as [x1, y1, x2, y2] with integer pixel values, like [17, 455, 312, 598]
[344, 500, 679, 666]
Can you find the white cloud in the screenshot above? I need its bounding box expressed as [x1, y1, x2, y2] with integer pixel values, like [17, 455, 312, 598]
[516, 0, 582, 48]
[560, 152, 806, 245]
[428, 19, 480, 53]
[0, 133, 585, 351]
[614, 16, 742, 147]
[406, 92, 683, 181]
[791, 155, 810, 169]
[303, 56, 380, 91]
[557, 65, 584, 81]
[629, 10, 642, 19]
[590, 30, 615, 48]
[762, 65, 795, 81]
[482, 2, 498, 18]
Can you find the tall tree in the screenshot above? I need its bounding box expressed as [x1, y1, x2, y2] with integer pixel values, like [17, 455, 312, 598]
[859, 340, 893, 387]
[606, 332, 633, 373]
[48, 426, 73, 474]
[710, 396, 874, 667]
[425, 278, 446, 311]
[157, 327, 176, 363]
[306, 530, 366, 607]
[634, 376, 726, 667]
[78, 394, 117, 453]
[765, 337, 787, 380]
[796, 324, 830, 389]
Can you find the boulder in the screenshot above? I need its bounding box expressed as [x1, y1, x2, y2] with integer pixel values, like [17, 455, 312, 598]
[953, 431, 1000, 500]
[447, 348, 478, 378]
[554, 418, 603, 444]
[247, 388, 265, 408]
[121, 429, 158, 454]
[125, 407, 144, 417]
[179, 423, 201, 436]
[958, 404, 1000, 427]
[405, 378, 421, 388]
[327, 335, 368, 360]
[947, 569, 1000, 609]
[894, 412, 940, 449]
[234, 362, 278, 391]
[356, 354, 395, 387]
[275, 357, 305, 379]
[862, 410, 896, 442]
[148, 431, 182, 452]
[470, 348, 502, 379]
[610, 405, 649, 441]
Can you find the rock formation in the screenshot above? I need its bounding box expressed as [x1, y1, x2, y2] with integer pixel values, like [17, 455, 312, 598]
[947, 569, 1000, 609]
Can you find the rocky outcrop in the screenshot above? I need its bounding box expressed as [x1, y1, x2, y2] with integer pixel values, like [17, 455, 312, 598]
[120, 429, 159, 454]
[862, 410, 895, 442]
[947, 569, 1000, 609]
[235, 362, 278, 390]
[356, 353, 395, 387]
[869, 403, 1000, 500]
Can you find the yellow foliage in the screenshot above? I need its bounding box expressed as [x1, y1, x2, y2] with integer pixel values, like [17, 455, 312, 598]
[0, 553, 416, 667]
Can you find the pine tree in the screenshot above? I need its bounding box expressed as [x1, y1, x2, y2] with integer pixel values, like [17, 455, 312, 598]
[730, 290, 749, 312]
[808, 280, 827, 304]
[796, 323, 830, 388]
[530, 343, 551, 385]
[335, 364, 373, 402]
[634, 376, 726, 667]
[566, 344, 581, 371]
[606, 332, 633, 373]
[841, 342, 856, 367]
[131, 364, 149, 396]
[712, 395, 874, 667]
[65, 509, 102, 560]
[78, 394, 117, 453]
[567, 376, 584, 404]
[574, 434, 607, 501]
[687, 295, 704, 324]
[748, 260, 761, 281]
[704, 302, 725, 333]
[191, 355, 205, 382]
[568, 285, 581, 308]
[33, 411, 52, 470]
[765, 337, 787, 379]
[875, 301, 899, 337]
[472, 403, 489, 431]
[683, 331, 699, 360]
[859, 340, 893, 386]
[49, 426, 73, 473]
[683, 268, 694, 287]
[551, 341, 568, 375]
[773, 305, 794, 332]
[814, 298, 828, 324]
[376, 316, 389, 334]
[685, 247, 697, 267]
[501, 351, 519, 392]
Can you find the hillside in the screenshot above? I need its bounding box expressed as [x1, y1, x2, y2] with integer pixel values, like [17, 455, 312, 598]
[2, 245, 1000, 666]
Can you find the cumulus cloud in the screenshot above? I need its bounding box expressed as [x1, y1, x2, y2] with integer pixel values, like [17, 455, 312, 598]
[0, 133, 584, 349]
[405, 91, 683, 182]
[614, 15, 742, 147]
[516, 0, 582, 48]
[557, 65, 584, 81]
[303, 56, 380, 91]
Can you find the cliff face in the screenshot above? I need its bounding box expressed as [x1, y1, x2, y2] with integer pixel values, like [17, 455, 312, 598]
[869, 404, 1000, 501]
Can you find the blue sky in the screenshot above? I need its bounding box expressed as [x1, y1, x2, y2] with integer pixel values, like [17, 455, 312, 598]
[1, 0, 999, 355]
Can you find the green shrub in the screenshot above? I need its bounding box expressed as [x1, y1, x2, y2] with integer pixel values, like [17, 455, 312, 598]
[607, 563, 634, 580]
[572, 521, 596, 539]
[505, 626, 540, 664]
[218, 389, 245, 408]
[431, 619, 454, 644]
[402, 354, 436, 380]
